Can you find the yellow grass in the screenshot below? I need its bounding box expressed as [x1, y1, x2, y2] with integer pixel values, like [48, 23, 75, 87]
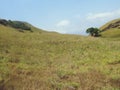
[0, 25, 120, 90]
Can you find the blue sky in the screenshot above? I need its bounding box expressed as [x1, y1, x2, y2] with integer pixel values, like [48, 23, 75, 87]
[0, 0, 120, 35]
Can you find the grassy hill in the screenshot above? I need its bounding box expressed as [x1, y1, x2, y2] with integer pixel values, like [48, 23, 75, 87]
[0, 20, 120, 90]
[100, 18, 120, 38]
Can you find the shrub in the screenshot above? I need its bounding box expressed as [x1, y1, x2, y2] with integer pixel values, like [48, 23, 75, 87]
[8, 20, 31, 31]
[0, 19, 32, 31]
[0, 19, 8, 26]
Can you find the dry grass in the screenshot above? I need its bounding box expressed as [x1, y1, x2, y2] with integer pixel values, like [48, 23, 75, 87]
[0, 25, 120, 90]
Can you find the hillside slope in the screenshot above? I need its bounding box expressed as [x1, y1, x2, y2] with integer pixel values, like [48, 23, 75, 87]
[100, 18, 120, 38]
[0, 20, 120, 90]
[0, 19, 47, 33]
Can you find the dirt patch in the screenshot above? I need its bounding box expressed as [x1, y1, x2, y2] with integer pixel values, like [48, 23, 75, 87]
[77, 70, 107, 90]
[109, 78, 120, 88]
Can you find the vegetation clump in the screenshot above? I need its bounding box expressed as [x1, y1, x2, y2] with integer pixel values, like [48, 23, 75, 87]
[86, 27, 101, 37]
[0, 19, 32, 31]
[0, 19, 8, 26]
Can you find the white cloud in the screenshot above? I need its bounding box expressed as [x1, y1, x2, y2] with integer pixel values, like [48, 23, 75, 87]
[56, 20, 70, 27]
[87, 9, 120, 20]
[87, 12, 112, 19]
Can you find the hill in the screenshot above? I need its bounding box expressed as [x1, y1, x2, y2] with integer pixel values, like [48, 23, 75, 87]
[0, 19, 120, 90]
[0, 19, 32, 31]
[0, 19, 47, 33]
[100, 18, 120, 38]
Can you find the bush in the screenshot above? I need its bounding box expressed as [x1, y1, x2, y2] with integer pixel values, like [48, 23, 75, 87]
[8, 20, 31, 31]
[0, 19, 8, 26]
[0, 19, 32, 31]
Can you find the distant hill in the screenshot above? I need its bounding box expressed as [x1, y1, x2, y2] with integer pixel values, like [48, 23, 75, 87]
[0, 19, 47, 33]
[0, 19, 33, 31]
[100, 18, 120, 38]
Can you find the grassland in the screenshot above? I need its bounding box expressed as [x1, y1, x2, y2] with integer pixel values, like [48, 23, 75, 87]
[100, 18, 120, 38]
[0, 24, 120, 90]
[101, 28, 120, 38]
[100, 18, 120, 30]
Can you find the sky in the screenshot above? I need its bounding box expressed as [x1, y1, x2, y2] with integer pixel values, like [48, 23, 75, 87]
[0, 0, 120, 35]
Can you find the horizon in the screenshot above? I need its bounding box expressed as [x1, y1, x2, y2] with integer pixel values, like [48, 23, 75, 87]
[0, 0, 120, 35]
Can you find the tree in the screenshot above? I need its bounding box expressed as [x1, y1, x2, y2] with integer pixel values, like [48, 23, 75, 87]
[86, 27, 100, 37]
